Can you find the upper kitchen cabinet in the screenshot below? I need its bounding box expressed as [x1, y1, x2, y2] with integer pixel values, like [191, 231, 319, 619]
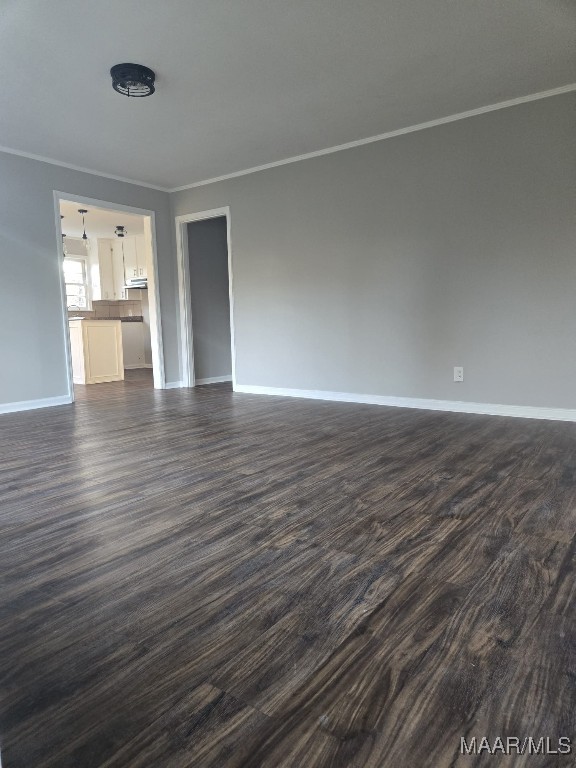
[111, 239, 127, 300]
[89, 235, 149, 301]
[91, 239, 115, 301]
[122, 237, 138, 279]
[122, 235, 148, 280]
[136, 235, 148, 278]
[91, 238, 130, 301]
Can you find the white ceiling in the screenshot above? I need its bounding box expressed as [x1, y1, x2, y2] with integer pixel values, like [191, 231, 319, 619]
[59, 200, 144, 239]
[2, 1, 574, 190]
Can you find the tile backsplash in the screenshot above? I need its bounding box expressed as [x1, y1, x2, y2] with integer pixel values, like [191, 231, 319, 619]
[68, 300, 142, 319]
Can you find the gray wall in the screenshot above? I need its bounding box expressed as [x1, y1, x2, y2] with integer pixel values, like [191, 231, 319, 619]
[140, 292, 153, 367]
[0, 153, 179, 406]
[2, 93, 574, 410]
[172, 93, 576, 409]
[187, 218, 232, 381]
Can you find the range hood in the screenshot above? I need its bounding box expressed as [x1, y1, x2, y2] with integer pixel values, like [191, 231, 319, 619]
[124, 277, 148, 289]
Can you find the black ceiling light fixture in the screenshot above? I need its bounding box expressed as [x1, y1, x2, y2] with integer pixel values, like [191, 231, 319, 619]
[61, 215, 67, 257]
[78, 209, 89, 248]
[115, 225, 127, 238]
[110, 63, 155, 97]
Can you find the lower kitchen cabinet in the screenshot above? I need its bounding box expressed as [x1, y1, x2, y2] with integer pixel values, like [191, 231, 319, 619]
[69, 319, 124, 384]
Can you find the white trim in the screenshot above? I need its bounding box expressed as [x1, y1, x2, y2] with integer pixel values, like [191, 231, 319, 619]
[170, 83, 576, 191]
[233, 384, 576, 423]
[165, 381, 184, 389]
[196, 375, 232, 385]
[0, 145, 168, 191]
[52, 193, 75, 403]
[2, 85, 572, 194]
[175, 208, 238, 390]
[53, 191, 167, 391]
[0, 395, 73, 415]
[143, 214, 166, 389]
[55, 191, 166, 220]
[175, 213, 194, 387]
[123, 364, 154, 370]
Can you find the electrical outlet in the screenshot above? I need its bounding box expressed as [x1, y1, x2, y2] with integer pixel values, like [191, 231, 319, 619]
[454, 366, 464, 382]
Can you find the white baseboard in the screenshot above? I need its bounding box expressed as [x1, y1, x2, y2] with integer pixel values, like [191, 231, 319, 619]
[196, 375, 232, 385]
[124, 364, 154, 370]
[233, 384, 576, 422]
[165, 381, 184, 389]
[0, 394, 73, 415]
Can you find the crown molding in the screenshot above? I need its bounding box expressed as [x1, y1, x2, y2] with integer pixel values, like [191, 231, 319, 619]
[0, 84, 573, 194]
[0, 144, 170, 192]
[170, 83, 576, 192]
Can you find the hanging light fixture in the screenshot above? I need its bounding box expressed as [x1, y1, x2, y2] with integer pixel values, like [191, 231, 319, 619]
[110, 64, 155, 97]
[61, 215, 68, 257]
[115, 225, 127, 238]
[78, 209, 90, 249]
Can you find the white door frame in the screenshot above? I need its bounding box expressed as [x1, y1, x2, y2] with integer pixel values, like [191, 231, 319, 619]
[53, 190, 167, 394]
[175, 207, 236, 388]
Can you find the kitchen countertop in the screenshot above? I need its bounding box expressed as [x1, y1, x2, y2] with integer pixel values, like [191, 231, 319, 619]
[69, 316, 143, 323]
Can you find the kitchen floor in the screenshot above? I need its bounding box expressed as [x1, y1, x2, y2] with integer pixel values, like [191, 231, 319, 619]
[0, 381, 574, 767]
[74, 367, 154, 400]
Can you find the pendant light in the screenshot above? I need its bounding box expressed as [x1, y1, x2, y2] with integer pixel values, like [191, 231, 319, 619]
[61, 215, 68, 257]
[78, 209, 90, 249]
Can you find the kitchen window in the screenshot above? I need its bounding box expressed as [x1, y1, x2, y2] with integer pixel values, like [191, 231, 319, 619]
[63, 257, 90, 310]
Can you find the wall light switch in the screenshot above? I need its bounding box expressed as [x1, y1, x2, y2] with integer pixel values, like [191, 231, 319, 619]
[454, 366, 464, 382]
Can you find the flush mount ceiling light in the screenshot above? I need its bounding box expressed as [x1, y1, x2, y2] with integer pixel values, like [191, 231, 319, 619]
[78, 209, 89, 248]
[115, 225, 127, 238]
[110, 63, 155, 97]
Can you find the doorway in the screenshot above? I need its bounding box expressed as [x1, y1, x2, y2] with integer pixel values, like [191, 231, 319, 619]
[54, 192, 166, 399]
[176, 208, 236, 388]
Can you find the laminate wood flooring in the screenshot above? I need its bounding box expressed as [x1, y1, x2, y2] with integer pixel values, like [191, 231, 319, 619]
[1, 370, 575, 767]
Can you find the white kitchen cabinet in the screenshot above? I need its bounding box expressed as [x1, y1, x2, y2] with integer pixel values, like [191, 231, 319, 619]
[112, 236, 148, 286]
[122, 237, 139, 280]
[135, 235, 148, 278]
[91, 240, 115, 301]
[91, 239, 129, 300]
[69, 319, 124, 384]
[90, 234, 150, 296]
[121, 236, 148, 280]
[111, 239, 127, 300]
[121, 322, 146, 368]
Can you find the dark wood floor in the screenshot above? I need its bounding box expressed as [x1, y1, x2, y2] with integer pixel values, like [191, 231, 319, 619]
[1, 369, 575, 767]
